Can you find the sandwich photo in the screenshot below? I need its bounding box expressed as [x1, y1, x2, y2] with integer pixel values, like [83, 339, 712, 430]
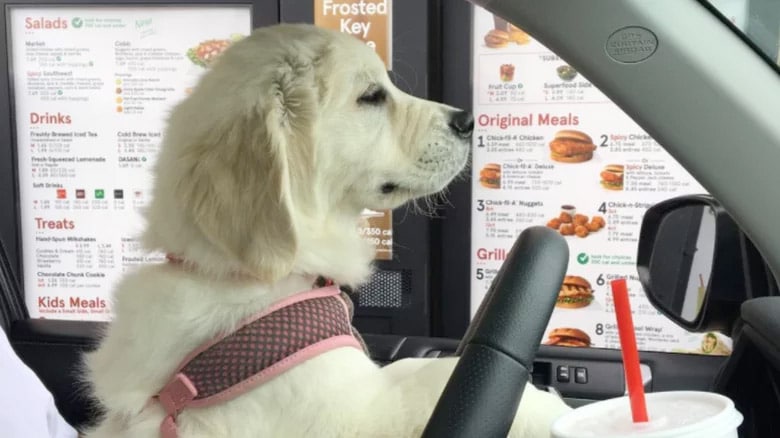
[548, 130, 597, 163]
[544, 328, 592, 348]
[600, 164, 624, 190]
[556, 276, 594, 309]
[485, 16, 531, 48]
[479, 163, 502, 189]
[699, 332, 732, 356]
[484, 29, 510, 48]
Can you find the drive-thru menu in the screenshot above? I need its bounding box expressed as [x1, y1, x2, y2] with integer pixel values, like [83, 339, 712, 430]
[9, 6, 251, 320]
[470, 7, 732, 356]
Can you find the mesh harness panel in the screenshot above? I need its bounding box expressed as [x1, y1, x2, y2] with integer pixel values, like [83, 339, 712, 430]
[153, 285, 366, 438]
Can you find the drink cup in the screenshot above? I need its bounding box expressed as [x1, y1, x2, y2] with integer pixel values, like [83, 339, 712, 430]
[551, 391, 742, 438]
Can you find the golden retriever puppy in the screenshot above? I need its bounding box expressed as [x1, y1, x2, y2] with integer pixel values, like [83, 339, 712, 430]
[81, 24, 570, 438]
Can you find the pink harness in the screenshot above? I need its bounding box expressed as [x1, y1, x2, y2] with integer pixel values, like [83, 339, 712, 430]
[153, 284, 365, 438]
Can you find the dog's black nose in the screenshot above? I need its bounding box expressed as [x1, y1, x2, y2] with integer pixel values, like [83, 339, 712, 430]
[449, 110, 474, 138]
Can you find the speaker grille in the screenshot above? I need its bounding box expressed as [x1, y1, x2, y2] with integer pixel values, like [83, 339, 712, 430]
[356, 269, 411, 308]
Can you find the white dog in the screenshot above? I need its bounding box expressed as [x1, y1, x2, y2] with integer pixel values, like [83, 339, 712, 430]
[81, 24, 570, 438]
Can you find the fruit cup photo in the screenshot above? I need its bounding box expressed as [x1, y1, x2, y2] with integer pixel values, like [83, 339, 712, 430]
[500, 63, 516, 82]
[546, 205, 606, 238]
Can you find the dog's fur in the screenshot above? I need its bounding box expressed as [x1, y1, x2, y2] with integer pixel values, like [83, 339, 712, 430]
[82, 24, 571, 437]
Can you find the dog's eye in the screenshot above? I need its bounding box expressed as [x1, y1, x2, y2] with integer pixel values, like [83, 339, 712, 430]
[357, 86, 386, 105]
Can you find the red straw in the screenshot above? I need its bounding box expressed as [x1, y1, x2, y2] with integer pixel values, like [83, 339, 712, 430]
[611, 278, 649, 423]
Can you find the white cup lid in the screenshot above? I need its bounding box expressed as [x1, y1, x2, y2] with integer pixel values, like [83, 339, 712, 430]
[550, 391, 743, 438]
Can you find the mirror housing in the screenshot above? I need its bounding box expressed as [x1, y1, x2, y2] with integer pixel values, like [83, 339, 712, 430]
[637, 194, 745, 333]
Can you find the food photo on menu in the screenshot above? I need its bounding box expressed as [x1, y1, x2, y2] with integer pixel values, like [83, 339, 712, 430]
[545, 205, 606, 238]
[672, 332, 733, 356]
[478, 163, 502, 189]
[186, 34, 245, 68]
[555, 275, 595, 310]
[483, 15, 531, 48]
[555, 64, 578, 82]
[548, 129, 597, 163]
[599, 164, 624, 191]
[544, 327, 592, 348]
[499, 63, 516, 82]
[183, 34, 246, 95]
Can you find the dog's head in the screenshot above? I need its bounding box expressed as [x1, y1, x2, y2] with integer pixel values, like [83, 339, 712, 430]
[143, 24, 472, 285]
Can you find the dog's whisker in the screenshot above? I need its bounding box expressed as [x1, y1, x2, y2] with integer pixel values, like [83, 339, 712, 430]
[436, 188, 455, 210]
[391, 240, 411, 253]
[388, 67, 416, 94]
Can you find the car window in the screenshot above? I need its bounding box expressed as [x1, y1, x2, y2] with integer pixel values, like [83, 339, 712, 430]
[705, 0, 780, 67]
[470, 6, 735, 357]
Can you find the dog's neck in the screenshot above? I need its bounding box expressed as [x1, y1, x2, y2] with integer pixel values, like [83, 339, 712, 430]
[147, 208, 376, 287]
[165, 253, 259, 281]
[165, 253, 342, 291]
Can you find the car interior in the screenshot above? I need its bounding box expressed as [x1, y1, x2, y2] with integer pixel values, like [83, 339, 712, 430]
[1, 0, 779, 437]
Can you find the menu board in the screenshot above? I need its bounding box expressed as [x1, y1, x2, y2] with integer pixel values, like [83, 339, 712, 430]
[470, 7, 732, 356]
[8, 6, 252, 320]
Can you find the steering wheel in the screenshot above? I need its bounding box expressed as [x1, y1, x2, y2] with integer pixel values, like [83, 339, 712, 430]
[422, 226, 569, 438]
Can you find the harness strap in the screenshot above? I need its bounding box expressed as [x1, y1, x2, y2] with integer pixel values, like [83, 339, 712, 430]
[157, 373, 198, 438]
[153, 284, 365, 438]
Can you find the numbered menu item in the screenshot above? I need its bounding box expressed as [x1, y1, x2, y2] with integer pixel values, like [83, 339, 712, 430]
[470, 6, 719, 355]
[9, 6, 252, 320]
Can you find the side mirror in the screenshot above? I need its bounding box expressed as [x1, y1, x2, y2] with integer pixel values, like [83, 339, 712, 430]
[637, 195, 745, 333]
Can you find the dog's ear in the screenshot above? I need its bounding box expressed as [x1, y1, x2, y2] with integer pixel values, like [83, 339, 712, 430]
[175, 58, 317, 282]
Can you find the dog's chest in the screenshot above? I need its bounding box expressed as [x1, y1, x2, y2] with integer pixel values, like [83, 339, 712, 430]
[154, 285, 366, 438]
